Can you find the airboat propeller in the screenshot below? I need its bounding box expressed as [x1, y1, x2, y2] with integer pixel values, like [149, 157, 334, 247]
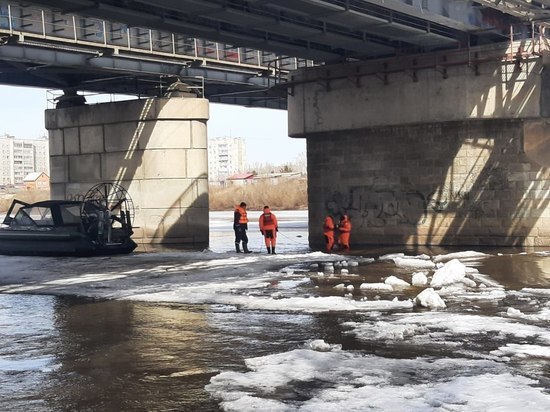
[83, 182, 135, 225]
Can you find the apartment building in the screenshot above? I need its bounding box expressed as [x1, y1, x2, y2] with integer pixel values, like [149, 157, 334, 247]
[0, 134, 50, 186]
[208, 136, 247, 182]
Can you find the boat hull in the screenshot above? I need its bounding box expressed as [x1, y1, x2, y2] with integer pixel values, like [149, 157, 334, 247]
[0, 230, 137, 256]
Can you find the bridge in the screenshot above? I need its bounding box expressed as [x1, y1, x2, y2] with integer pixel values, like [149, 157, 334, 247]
[2, 1, 545, 107]
[0, 0, 319, 109]
[2, 0, 550, 248]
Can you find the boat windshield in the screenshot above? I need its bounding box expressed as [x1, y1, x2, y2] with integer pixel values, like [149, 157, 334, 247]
[59, 204, 83, 225]
[14, 206, 54, 227]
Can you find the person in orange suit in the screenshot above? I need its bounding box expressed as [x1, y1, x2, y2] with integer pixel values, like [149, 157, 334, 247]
[259, 205, 278, 254]
[337, 214, 352, 252]
[323, 215, 335, 252]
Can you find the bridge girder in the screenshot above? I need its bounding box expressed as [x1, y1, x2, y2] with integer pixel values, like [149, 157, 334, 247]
[2, 0, 550, 108]
[21, 0, 538, 62]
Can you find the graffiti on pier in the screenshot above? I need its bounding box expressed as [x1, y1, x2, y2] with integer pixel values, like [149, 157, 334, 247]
[428, 189, 470, 213]
[325, 186, 473, 228]
[65, 193, 87, 202]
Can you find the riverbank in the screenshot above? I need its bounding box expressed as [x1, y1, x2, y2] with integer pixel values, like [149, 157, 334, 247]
[0, 189, 50, 212]
[209, 179, 307, 211]
[0, 179, 308, 214]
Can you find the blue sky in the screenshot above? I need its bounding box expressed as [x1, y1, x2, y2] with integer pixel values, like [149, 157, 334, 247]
[0, 85, 305, 165]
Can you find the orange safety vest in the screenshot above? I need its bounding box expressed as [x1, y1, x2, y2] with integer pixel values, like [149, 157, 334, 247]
[323, 216, 335, 235]
[338, 215, 352, 248]
[235, 206, 248, 224]
[339, 217, 351, 233]
[259, 209, 277, 231]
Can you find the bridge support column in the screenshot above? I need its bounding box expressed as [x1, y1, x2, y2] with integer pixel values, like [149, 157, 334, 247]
[45, 97, 209, 246]
[302, 119, 550, 247]
[289, 47, 550, 247]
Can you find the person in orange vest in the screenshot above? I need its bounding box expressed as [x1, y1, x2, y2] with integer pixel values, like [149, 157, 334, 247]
[234, 202, 251, 253]
[337, 214, 352, 252]
[323, 215, 335, 252]
[259, 205, 278, 254]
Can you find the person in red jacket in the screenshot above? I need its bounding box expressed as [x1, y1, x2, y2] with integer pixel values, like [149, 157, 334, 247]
[337, 214, 352, 252]
[323, 215, 335, 252]
[259, 205, 278, 254]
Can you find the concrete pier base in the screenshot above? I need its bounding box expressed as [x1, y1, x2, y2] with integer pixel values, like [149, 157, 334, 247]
[289, 43, 550, 247]
[305, 119, 550, 247]
[45, 97, 209, 246]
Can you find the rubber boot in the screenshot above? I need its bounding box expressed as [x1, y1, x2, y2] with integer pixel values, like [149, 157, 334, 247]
[243, 242, 252, 254]
[271, 246, 276, 255]
[267, 246, 271, 254]
[235, 243, 241, 253]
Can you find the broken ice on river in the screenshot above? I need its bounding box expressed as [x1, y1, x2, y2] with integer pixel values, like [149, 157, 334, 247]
[1, 245, 549, 411]
[201, 250, 550, 411]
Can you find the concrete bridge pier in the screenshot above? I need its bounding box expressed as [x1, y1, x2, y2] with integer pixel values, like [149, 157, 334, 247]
[45, 96, 209, 246]
[288, 45, 550, 248]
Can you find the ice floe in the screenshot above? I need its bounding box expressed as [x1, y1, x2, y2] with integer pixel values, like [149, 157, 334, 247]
[384, 275, 410, 288]
[411, 271, 428, 286]
[430, 259, 466, 287]
[414, 288, 446, 309]
[206, 343, 550, 411]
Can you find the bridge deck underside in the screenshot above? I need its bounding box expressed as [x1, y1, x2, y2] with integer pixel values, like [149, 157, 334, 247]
[2, 0, 547, 104]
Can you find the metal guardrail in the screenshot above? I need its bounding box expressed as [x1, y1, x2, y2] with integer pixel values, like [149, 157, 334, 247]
[0, 0, 314, 76]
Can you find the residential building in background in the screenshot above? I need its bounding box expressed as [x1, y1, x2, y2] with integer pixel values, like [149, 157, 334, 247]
[208, 136, 247, 182]
[23, 171, 50, 190]
[0, 134, 50, 186]
[225, 172, 255, 186]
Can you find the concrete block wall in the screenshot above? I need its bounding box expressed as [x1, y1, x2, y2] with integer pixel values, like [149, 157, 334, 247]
[45, 97, 209, 245]
[307, 119, 550, 247]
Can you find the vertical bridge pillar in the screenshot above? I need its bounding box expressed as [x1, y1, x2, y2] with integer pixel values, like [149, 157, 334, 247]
[45, 97, 209, 246]
[289, 44, 550, 247]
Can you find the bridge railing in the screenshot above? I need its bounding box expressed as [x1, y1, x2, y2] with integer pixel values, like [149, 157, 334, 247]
[0, 0, 314, 75]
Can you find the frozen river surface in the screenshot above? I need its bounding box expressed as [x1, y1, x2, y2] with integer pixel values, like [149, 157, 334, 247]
[1, 211, 549, 411]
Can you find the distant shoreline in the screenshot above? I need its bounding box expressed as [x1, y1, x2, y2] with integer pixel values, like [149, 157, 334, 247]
[1, 178, 309, 214]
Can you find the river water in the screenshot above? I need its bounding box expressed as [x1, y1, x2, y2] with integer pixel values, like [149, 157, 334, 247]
[1, 211, 549, 411]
